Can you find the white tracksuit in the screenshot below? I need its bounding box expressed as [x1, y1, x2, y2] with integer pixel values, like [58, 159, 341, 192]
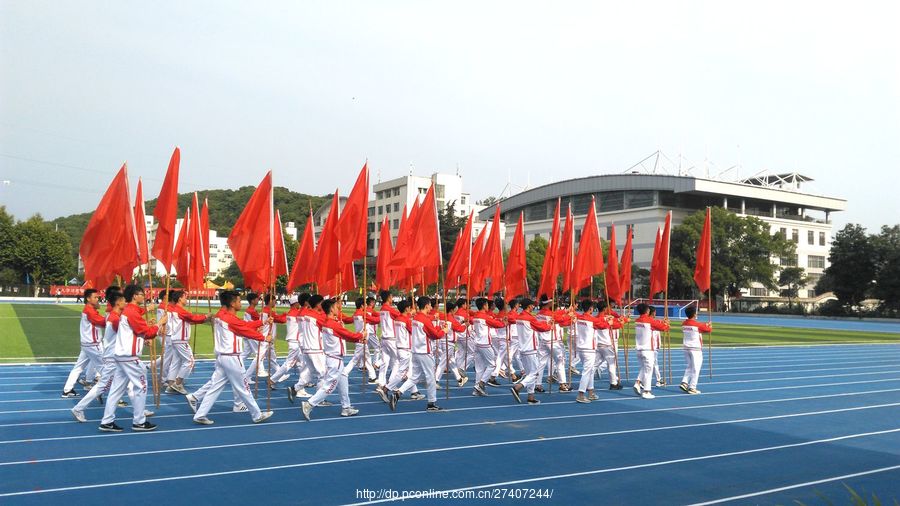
[64, 306, 106, 391]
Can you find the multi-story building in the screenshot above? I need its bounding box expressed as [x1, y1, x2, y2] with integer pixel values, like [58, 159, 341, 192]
[478, 171, 845, 307]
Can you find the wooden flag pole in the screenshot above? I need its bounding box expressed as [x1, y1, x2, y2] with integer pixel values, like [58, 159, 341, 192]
[441, 268, 450, 400]
[362, 259, 369, 394]
[148, 270, 162, 408]
[549, 287, 556, 395]
[623, 290, 629, 381]
[568, 288, 575, 384]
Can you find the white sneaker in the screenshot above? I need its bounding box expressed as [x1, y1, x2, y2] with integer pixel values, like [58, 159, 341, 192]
[165, 385, 178, 394]
[633, 384, 642, 396]
[143, 410, 155, 417]
[233, 403, 248, 413]
[688, 388, 701, 394]
[172, 384, 188, 395]
[301, 401, 313, 421]
[340, 407, 359, 417]
[186, 394, 198, 413]
[296, 388, 312, 399]
[71, 408, 86, 423]
[409, 392, 425, 401]
[257, 370, 269, 378]
[194, 417, 214, 425]
[641, 391, 656, 400]
[252, 411, 273, 423]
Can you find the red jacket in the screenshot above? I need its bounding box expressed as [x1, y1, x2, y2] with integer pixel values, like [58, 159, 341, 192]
[516, 310, 552, 332]
[413, 312, 446, 339]
[217, 309, 265, 340]
[636, 314, 670, 331]
[123, 303, 159, 339]
[262, 307, 288, 323]
[682, 318, 712, 333]
[170, 303, 208, 323]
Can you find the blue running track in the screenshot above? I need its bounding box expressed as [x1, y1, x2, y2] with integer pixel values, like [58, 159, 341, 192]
[0, 344, 899, 505]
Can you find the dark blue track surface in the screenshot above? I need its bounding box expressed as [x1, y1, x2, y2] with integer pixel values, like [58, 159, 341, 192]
[1, 344, 899, 505]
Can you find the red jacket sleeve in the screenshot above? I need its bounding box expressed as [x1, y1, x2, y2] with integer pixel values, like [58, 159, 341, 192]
[341, 315, 354, 324]
[223, 313, 266, 340]
[326, 319, 363, 341]
[364, 312, 380, 324]
[382, 305, 401, 318]
[554, 313, 573, 326]
[695, 321, 712, 333]
[483, 313, 506, 329]
[126, 311, 159, 339]
[523, 312, 552, 332]
[419, 316, 446, 339]
[175, 306, 208, 324]
[650, 319, 670, 331]
[589, 314, 611, 330]
[84, 305, 106, 326]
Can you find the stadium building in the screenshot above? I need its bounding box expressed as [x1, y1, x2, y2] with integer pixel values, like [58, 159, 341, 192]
[478, 160, 846, 308]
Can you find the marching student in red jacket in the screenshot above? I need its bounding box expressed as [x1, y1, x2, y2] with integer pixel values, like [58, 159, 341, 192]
[240, 292, 262, 382]
[164, 290, 208, 394]
[573, 299, 615, 404]
[256, 293, 285, 379]
[192, 290, 274, 425]
[390, 297, 449, 412]
[452, 298, 473, 379]
[346, 296, 380, 383]
[434, 301, 468, 387]
[99, 284, 167, 433]
[633, 303, 669, 399]
[470, 297, 506, 396]
[511, 298, 552, 404]
[62, 288, 107, 397]
[302, 298, 365, 420]
[680, 306, 712, 394]
[376, 290, 402, 396]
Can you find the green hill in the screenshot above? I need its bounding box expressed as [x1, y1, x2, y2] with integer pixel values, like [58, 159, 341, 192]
[51, 186, 331, 253]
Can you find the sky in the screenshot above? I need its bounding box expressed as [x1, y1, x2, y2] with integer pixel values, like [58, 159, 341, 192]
[1, 1, 898, 231]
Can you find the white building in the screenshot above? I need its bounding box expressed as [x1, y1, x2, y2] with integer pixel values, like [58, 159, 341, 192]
[478, 170, 845, 305]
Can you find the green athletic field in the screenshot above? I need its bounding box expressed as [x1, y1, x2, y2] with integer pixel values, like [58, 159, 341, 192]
[1, 303, 898, 363]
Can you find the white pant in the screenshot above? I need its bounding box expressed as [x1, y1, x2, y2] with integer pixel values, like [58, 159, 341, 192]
[167, 341, 195, 380]
[519, 353, 540, 394]
[255, 341, 280, 376]
[538, 339, 567, 385]
[387, 348, 415, 392]
[491, 336, 509, 377]
[300, 352, 327, 387]
[240, 339, 259, 379]
[596, 345, 619, 385]
[345, 340, 376, 380]
[474, 345, 496, 384]
[377, 339, 398, 386]
[74, 359, 134, 411]
[509, 336, 523, 373]
[195, 354, 262, 420]
[271, 342, 305, 384]
[161, 336, 176, 383]
[367, 334, 382, 368]
[681, 348, 703, 389]
[576, 350, 598, 393]
[64, 344, 103, 391]
[400, 353, 437, 402]
[101, 358, 148, 425]
[455, 335, 475, 372]
[308, 355, 351, 409]
[636, 350, 656, 392]
[435, 339, 460, 380]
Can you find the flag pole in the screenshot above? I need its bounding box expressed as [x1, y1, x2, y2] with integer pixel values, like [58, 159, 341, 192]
[148, 269, 161, 408]
[441, 267, 450, 400]
[362, 259, 369, 394]
[623, 288, 629, 381]
[549, 286, 556, 395]
[708, 288, 713, 379]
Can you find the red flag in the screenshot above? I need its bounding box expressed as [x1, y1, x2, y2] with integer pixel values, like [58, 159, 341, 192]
[187, 194, 207, 287]
[134, 178, 149, 266]
[287, 209, 316, 291]
[505, 211, 528, 297]
[446, 212, 473, 289]
[468, 220, 489, 295]
[694, 207, 712, 293]
[409, 185, 442, 269]
[80, 164, 140, 288]
[173, 209, 191, 287]
[619, 225, 634, 299]
[572, 196, 604, 294]
[475, 205, 504, 294]
[200, 198, 210, 270]
[274, 209, 288, 278]
[375, 216, 393, 289]
[312, 191, 342, 290]
[658, 211, 672, 295]
[605, 224, 622, 304]
[338, 162, 369, 266]
[538, 199, 561, 299]
[390, 199, 423, 286]
[151, 147, 180, 273]
[559, 204, 575, 292]
[227, 171, 273, 292]
[649, 227, 663, 297]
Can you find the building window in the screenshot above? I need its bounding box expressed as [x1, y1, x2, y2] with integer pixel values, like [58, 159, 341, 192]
[750, 288, 768, 297]
[807, 289, 816, 298]
[808, 230, 814, 244]
[368, 207, 375, 217]
[367, 222, 376, 233]
[819, 232, 826, 246]
[393, 219, 399, 230]
[779, 227, 787, 239]
[526, 203, 547, 221]
[378, 205, 383, 215]
[780, 255, 798, 267]
[792, 229, 799, 243]
[393, 188, 400, 197]
[808, 255, 826, 269]
[436, 185, 445, 199]
[461, 196, 467, 205]
[367, 238, 374, 250]
[575, 229, 582, 243]
[393, 203, 399, 213]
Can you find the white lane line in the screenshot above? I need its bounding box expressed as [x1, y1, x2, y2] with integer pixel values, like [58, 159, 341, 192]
[3, 351, 898, 387]
[2, 405, 899, 498]
[3, 388, 899, 467]
[4, 367, 900, 426]
[686, 465, 900, 505]
[0, 370, 900, 422]
[3, 377, 900, 446]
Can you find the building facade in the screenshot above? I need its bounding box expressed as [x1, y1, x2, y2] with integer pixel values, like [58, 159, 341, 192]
[478, 172, 845, 304]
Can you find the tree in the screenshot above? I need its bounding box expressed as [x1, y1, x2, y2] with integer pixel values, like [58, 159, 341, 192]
[824, 224, 876, 309]
[222, 260, 244, 289]
[438, 200, 466, 265]
[0, 206, 15, 268]
[476, 196, 498, 206]
[10, 215, 76, 292]
[871, 225, 900, 314]
[669, 207, 795, 299]
[778, 266, 808, 308]
[524, 235, 548, 295]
